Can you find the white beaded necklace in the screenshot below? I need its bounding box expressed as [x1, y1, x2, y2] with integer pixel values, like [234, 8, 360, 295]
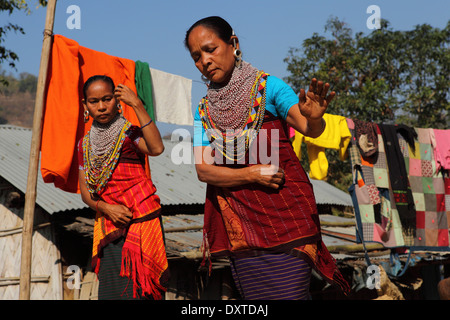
[89, 113, 127, 158]
[206, 61, 259, 131]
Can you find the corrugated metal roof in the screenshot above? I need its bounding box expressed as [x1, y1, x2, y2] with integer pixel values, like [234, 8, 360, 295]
[0, 125, 86, 214]
[309, 177, 353, 207]
[0, 125, 207, 213]
[0, 125, 352, 215]
[148, 140, 207, 206]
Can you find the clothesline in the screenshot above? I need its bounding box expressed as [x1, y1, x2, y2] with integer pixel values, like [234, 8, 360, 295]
[293, 114, 450, 252]
[291, 113, 450, 181]
[40, 35, 193, 193]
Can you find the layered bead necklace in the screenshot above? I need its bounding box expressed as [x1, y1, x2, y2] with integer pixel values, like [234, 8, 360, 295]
[83, 113, 130, 194]
[201, 61, 268, 162]
[207, 61, 259, 131]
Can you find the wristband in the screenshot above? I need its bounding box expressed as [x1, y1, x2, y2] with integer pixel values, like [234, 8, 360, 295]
[140, 118, 153, 129]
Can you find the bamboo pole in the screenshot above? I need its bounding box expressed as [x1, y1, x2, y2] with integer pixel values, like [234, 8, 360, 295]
[326, 243, 385, 253]
[164, 225, 204, 233]
[0, 222, 51, 238]
[19, 0, 57, 300]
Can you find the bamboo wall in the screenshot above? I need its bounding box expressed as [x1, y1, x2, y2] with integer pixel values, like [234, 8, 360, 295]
[0, 181, 63, 299]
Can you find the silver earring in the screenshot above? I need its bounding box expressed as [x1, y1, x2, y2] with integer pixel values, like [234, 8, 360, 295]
[117, 103, 122, 113]
[234, 49, 242, 67]
[84, 110, 89, 123]
[231, 30, 242, 67]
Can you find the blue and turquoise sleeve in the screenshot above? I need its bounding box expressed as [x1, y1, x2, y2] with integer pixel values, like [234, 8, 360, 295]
[265, 76, 299, 120]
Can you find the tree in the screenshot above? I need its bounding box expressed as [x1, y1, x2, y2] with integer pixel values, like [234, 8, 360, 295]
[0, 0, 47, 85]
[284, 17, 449, 189]
[398, 23, 450, 128]
[0, 68, 37, 126]
[18, 71, 37, 93]
[284, 17, 449, 129]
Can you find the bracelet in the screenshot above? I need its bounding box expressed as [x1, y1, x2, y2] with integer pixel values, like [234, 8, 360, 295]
[96, 199, 101, 213]
[140, 118, 153, 129]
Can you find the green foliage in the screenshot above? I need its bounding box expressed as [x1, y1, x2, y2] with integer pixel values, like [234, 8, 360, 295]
[0, 68, 37, 95]
[0, 0, 47, 85]
[284, 17, 449, 129]
[285, 17, 449, 189]
[0, 69, 37, 126]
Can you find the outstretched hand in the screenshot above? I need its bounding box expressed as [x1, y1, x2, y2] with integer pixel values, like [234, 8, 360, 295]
[298, 78, 335, 121]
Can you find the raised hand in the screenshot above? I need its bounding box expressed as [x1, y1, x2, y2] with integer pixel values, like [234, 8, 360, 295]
[114, 84, 141, 108]
[298, 78, 335, 121]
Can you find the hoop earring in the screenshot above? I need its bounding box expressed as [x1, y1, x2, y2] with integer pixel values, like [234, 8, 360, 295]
[84, 110, 90, 123]
[117, 103, 122, 114]
[234, 49, 242, 67]
[231, 30, 242, 67]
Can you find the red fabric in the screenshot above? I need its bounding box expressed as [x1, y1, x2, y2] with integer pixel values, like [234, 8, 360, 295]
[203, 115, 350, 293]
[79, 130, 168, 299]
[41, 35, 147, 193]
[204, 116, 320, 255]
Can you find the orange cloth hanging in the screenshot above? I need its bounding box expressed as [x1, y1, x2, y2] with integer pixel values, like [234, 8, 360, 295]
[41, 35, 149, 193]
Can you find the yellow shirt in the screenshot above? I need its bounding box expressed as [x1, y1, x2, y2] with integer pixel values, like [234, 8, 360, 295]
[292, 113, 351, 180]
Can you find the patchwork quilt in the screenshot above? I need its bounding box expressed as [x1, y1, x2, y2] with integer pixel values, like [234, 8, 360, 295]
[347, 119, 450, 250]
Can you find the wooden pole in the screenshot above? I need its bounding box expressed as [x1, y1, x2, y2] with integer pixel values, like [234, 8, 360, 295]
[19, 0, 57, 300]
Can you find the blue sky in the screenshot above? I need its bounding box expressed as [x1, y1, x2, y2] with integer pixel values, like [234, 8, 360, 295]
[1, 0, 449, 133]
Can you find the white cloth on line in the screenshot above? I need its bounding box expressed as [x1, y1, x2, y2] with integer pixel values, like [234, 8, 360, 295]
[150, 67, 193, 126]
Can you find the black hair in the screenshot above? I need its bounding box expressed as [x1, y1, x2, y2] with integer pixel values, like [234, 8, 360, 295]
[184, 16, 234, 50]
[82, 75, 115, 99]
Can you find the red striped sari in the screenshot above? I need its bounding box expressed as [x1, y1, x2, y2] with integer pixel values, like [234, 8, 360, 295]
[79, 126, 169, 299]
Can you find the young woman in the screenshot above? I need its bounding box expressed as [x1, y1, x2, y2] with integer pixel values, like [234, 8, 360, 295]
[185, 16, 349, 300]
[78, 75, 168, 300]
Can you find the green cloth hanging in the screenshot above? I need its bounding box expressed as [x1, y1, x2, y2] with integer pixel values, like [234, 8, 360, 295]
[135, 60, 155, 121]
